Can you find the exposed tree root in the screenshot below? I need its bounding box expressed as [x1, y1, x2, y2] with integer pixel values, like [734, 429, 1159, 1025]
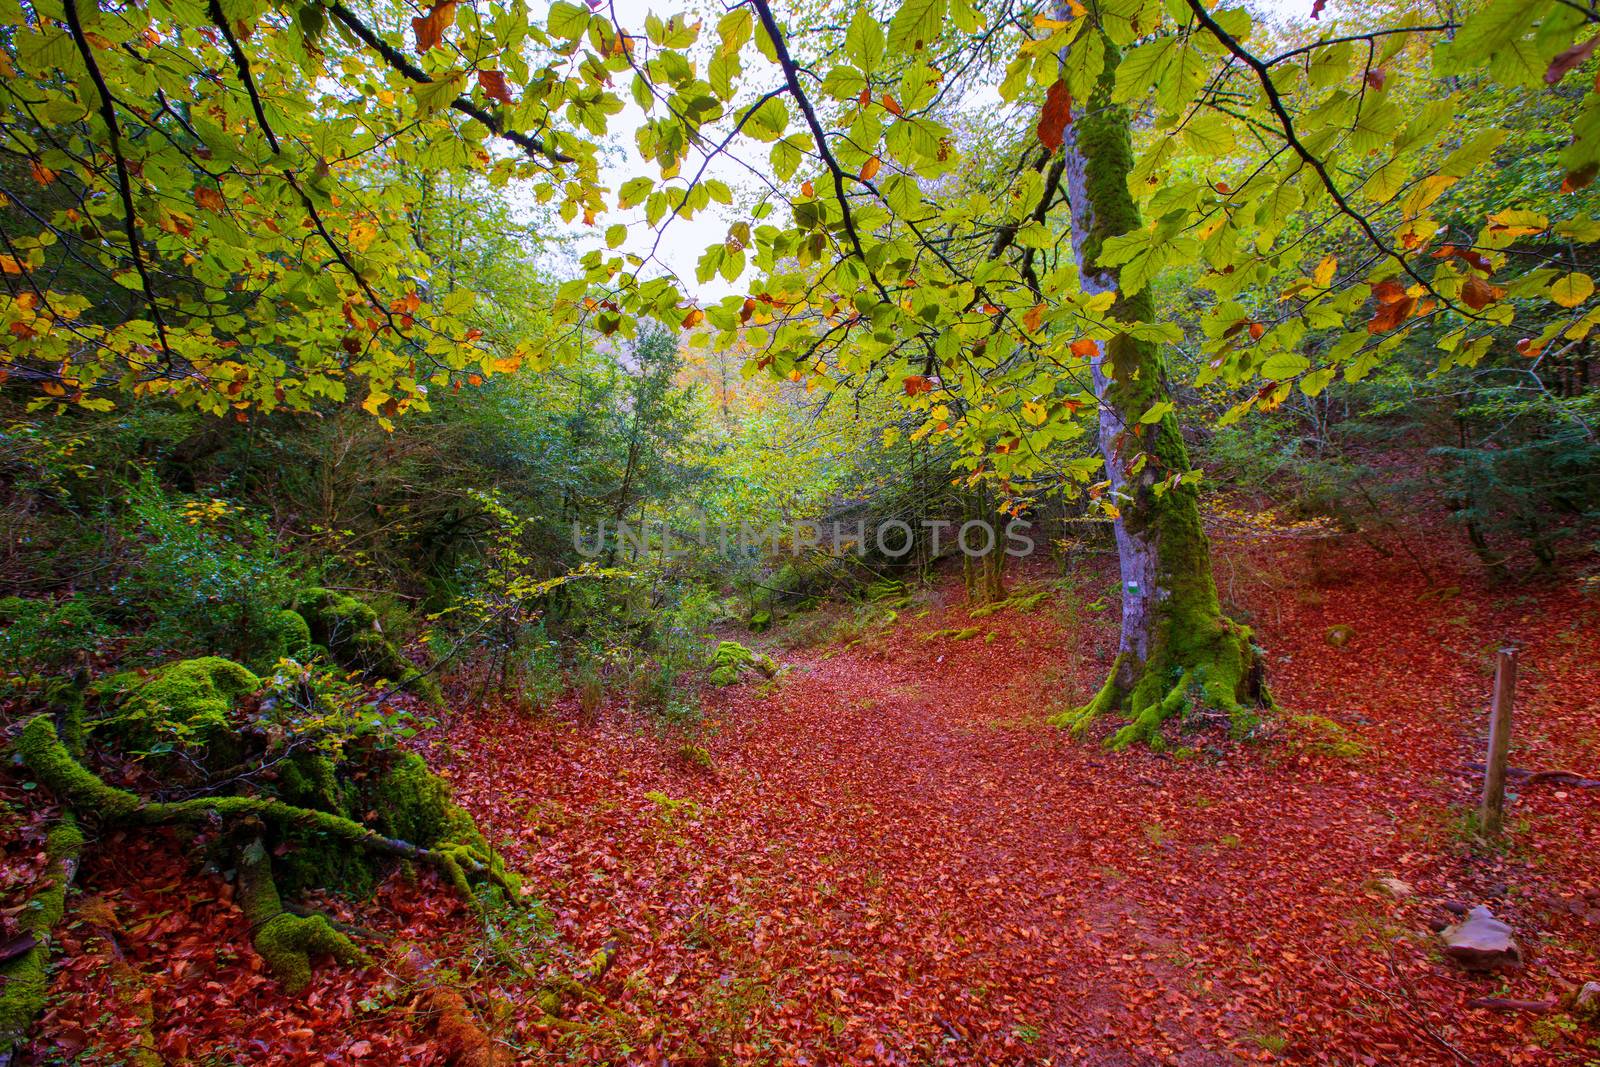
[1050, 618, 1270, 750]
[237, 836, 368, 994]
[13, 715, 530, 1004]
[15, 716, 521, 904]
[0, 813, 83, 1059]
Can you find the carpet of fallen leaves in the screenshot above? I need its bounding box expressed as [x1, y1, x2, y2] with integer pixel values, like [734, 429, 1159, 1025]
[16, 527, 1600, 1065]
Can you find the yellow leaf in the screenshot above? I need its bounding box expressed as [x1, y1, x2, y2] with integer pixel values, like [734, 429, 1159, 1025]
[1551, 272, 1595, 308]
[1313, 254, 1336, 288]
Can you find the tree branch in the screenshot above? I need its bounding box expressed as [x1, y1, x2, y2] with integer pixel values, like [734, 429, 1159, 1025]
[325, 2, 574, 167]
[63, 0, 172, 358]
[748, 0, 892, 302]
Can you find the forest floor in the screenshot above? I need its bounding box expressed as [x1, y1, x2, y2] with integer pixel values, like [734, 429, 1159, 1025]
[25, 528, 1600, 1065]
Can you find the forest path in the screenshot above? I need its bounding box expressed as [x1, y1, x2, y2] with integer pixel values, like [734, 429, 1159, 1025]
[39, 539, 1599, 1065]
[436, 537, 1600, 1065]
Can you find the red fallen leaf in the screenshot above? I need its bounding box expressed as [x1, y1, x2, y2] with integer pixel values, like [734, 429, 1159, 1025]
[1036, 79, 1072, 152]
[903, 374, 933, 395]
[1546, 34, 1599, 85]
[476, 69, 513, 105]
[411, 0, 456, 53]
[1459, 274, 1505, 310]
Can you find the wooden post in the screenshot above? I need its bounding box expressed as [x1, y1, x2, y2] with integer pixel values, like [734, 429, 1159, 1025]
[1479, 647, 1519, 836]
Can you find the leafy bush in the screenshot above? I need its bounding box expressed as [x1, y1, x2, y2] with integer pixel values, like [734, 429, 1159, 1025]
[113, 479, 303, 665]
[0, 595, 104, 684]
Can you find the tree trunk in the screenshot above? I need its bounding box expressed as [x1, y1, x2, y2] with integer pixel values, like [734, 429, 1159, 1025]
[1049, 28, 1268, 748]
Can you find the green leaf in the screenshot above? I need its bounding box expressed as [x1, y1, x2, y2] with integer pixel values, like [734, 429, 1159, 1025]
[887, 0, 945, 56]
[547, 1, 590, 40]
[846, 8, 886, 71]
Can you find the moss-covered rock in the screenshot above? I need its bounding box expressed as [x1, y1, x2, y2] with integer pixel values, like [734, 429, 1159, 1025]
[296, 588, 441, 704]
[100, 656, 260, 764]
[256, 608, 313, 668]
[708, 641, 775, 686]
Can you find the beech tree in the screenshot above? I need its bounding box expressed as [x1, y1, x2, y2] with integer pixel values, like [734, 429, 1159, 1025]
[5, 0, 1599, 743]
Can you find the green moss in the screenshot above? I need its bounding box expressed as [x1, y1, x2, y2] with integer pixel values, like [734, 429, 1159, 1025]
[15, 715, 144, 821]
[257, 608, 313, 668]
[709, 641, 762, 686]
[296, 589, 440, 704]
[237, 838, 366, 994]
[100, 656, 260, 761]
[747, 609, 772, 632]
[20, 718, 517, 904]
[0, 814, 83, 1055]
[374, 753, 474, 848]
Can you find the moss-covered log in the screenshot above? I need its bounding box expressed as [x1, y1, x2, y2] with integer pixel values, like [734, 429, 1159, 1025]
[296, 588, 443, 704]
[0, 814, 84, 1057]
[1045, 24, 1269, 749]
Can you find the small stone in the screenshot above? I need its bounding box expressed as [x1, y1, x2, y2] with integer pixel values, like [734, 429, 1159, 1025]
[1374, 877, 1415, 899]
[1439, 905, 1520, 971]
[1324, 624, 1357, 648]
[1571, 982, 1600, 1020]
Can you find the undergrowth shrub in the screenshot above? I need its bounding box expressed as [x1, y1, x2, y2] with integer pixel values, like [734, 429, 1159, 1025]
[114, 479, 303, 665]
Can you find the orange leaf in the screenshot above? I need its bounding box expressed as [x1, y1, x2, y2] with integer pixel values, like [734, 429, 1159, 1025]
[30, 161, 57, 185]
[195, 186, 225, 213]
[412, 0, 456, 53]
[1248, 322, 1265, 340]
[801, 179, 814, 197]
[0, 254, 22, 275]
[1069, 337, 1098, 357]
[1370, 279, 1408, 304]
[476, 69, 514, 104]
[1367, 296, 1415, 333]
[681, 307, 704, 329]
[857, 87, 872, 107]
[1023, 303, 1045, 332]
[881, 93, 902, 116]
[903, 374, 933, 396]
[860, 155, 881, 181]
[1036, 80, 1072, 152]
[1459, 274, 1505, 310]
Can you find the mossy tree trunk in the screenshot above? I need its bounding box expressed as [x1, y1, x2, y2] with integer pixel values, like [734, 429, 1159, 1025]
[1050, 25, 1267, 748]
